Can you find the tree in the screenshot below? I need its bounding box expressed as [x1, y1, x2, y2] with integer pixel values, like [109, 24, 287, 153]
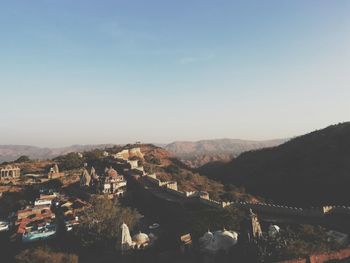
[254, 224, 340, 262]
[54, 153, 83, 171]
[15, 246, 78, 263]
[15, 155, 31, 163]
[165, 164, 180, 174]
[145, 155, 161, 165]
[74, 196, 141, 249]
[84, 149, 103, 165]
[189, 207, 243, 238]
[46, 178, 63, 190]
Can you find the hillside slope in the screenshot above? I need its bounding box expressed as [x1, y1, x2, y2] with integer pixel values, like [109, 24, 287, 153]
[165, 138, 286, 167]
[198, 123, 350, 206]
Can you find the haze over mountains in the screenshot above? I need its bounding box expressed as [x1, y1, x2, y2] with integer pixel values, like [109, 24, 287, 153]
[0, 139, 286, 166]
[0, 144, 114, 163]
[2, 122, 350, 206]
[165, 138, 287, 167]
[198, 122, 350, 206]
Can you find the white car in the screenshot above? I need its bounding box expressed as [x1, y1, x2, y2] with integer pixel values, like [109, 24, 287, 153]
[34, 199, 52, 206]
[0, 221, 9, 232]
[149, 223, 160, 230]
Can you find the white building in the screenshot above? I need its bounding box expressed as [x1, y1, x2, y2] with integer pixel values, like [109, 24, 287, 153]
[0, 165, 21, 179]
[100, 167, 127, 196]
[199, 229, 238, 253]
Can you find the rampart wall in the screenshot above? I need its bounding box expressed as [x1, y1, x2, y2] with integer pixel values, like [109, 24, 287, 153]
[143, 173, 350, 218]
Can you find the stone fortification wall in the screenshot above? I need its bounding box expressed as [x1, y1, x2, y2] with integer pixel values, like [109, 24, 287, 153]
[165, 187, 187, 198]
[279, 247, 350, 263]
[322, 205, 350, 216]
[129, 147, 144, 159]
[199, 196, 224, 208]
[143, 172, 350, 218]
[115, 150, 129, 160]
[232, 202, 318, 217]
[116, 148, 144, 160]
[230, 202, 350, 217]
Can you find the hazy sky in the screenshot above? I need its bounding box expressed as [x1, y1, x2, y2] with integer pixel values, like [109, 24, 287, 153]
[0, 0, 349, 147]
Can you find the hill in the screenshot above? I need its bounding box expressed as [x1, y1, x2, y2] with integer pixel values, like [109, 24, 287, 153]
[198, 122, 350, 206]
[165, 138, 286, 167]
[55, 143, 258, 203]
[0, 144, 115, 163]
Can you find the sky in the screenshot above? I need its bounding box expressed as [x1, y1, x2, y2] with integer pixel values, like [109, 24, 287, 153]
[0, 0, 349, 147]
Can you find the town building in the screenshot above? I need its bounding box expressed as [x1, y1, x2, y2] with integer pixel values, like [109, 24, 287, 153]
[22, 223, 56, 243]
[80, 167, 92, 187]
[100, 167, 127, 196]
[199, 228, 238, 253]
[250, 209, 263, 239]
[0, 165, 20, 179]
[47, 164, 65, 179]
[120, 223, 156, 252]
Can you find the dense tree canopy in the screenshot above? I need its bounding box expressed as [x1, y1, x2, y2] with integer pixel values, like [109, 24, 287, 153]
[54, 152, 83, 171]
[15, 155, 31, 163]
[15, 247, 78, 263]
[74, 197, 141, 249]
[189, 207, 243, 238]
[255, 224, 341, 262]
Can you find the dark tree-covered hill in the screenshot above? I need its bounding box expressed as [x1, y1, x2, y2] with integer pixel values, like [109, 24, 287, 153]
[198, 122, 350, 206]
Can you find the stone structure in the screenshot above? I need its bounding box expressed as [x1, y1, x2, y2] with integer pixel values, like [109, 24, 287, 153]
[100, 167, 127, 196]
[0, 165, 20, 179]
[79, 166, 99, 188]
[143, 171, 350, 220]
[119, 223, 155, 252]
[120, 223, 133, 251]
[165, 181, 178, 191]
[268, 224, 280, 238]
[180, 233, 193, 254]
[250, 209, 263, 239]
[199, 228, 238, 253]
[48, 164, 64, 179]
[90, 166, 98, 180]
[132, 231, 150, 249]
[114, 148, 144, 161]
[128, 159, 139, 169]
[53, 164, 59, 173]
[80, 168, 92, 187]
[279, 246, 350, 263]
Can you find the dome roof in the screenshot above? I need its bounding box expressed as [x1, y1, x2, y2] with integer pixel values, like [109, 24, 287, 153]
[199, 231, 214, 246]
[107, 168, 118, 177]
[220, 230, 238, 239]
[268, 225, 280, 237]
[149, 223, 160, 230]
[200, 229, 238, 253]
[132, 232, 149, 245]
[212, 230, 238, 251]
[203, 231, 213, 240]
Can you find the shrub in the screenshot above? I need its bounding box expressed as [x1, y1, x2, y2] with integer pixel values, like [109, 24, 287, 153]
[15, 246, 78, 263]
[74, 196, 141, 249]
[54, 153, 83, 171]
[15, 155, 31, 163]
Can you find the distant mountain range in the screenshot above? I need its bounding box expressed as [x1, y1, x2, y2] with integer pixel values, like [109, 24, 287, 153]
[164, 138, 287, 167]
[0, 144, 115, 163]
[198, 122, 350, 206]
[0, 139, 286, 166]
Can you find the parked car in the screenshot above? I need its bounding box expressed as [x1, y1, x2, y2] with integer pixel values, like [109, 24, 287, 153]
[0, 221, 10, 232]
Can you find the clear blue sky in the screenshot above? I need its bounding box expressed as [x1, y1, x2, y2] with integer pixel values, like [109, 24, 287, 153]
[0, 0, 349, 147]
